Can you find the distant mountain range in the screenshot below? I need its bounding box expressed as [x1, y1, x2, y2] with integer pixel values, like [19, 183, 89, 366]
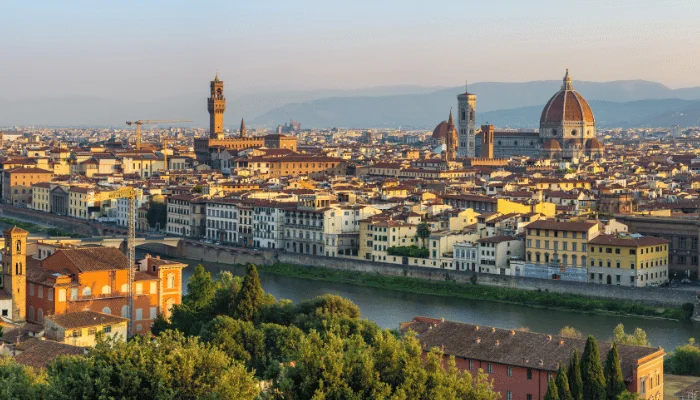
[3, 80, 700, 129]
[250, 80, 700, 129]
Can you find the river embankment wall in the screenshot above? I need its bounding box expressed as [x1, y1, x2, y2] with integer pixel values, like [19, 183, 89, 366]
[145, 240, 698, 309]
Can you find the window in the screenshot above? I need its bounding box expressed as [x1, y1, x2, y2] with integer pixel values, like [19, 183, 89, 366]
[38, 286, 43, 299]
[58, 289, 66, 302]
[104, 325, 112, 333]
[29, 283, 34, 296]
[167, 273, 175, 289]
[48, 289, 53, 301]
[150, 307, 157, 319]
[507, 366, 512, 377]
[136, 308, 143, 320]
[82, 287, 92, 297]
[135, 283, 143, 295]
[487, 363, 493, 373]
[506, 391, 513, 400]
[150, 281, 157, 294]
[469, 360, 474, 370]
[102, 307, 111, 315]
[88, 327, 97, 335]
[72, 329, 82, 338]
[527, 369, 532, 380]
[527, 395, 533, 400]
[101, 285, 111, 295]
[70, 288, 78, 301]
[122, 305, 129, 318]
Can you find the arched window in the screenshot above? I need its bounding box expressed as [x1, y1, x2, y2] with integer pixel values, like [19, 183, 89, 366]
[101, 285, 111, 295]
[82, 287, 92, 297]
[16, 240, 21, 252]
[121, 305, 129, 318]
[102, 307, 111, 315]
[167, 273, 175, 289]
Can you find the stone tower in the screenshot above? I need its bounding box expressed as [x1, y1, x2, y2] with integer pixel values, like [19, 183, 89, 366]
[208, 73, 226, 140]
[457, 86, 477, 158]
[2, 226, 28, 322]
[240, 118, 247, 138]
[444, 110, 458, 162]
[480, 125, 495, 159]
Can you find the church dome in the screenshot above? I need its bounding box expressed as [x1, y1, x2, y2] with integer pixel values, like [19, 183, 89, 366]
[432, 121, 448, 141]
[585, 138, 604, 150]
[540, 69, 595, 125]
[543, 138, 562, 150]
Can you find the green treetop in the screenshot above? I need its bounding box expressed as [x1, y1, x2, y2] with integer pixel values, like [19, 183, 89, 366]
[581, 335, 607, 400]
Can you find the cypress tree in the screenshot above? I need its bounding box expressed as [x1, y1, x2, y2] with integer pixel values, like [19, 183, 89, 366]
[567, 349, 583, 400]
[232, 264, 265, 321]
[581, 335, 606, 400]
[604, 342, 626, 400]
[556, 365, 574, 400]
[544, 377, 559, 400]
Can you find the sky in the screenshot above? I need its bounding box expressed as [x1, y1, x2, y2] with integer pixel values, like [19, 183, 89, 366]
[3, 0, 700, 100]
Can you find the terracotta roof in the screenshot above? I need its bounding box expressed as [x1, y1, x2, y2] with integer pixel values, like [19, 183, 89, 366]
[14, 339, 86, 369]
[540, 70, 594, 125]
[42, 247, 129, 273]
[45, 310, 127, 329]
[401, 317, 662, 381]
[5, 226, 29, 235]
[525, 219, 596, 232]
[588, 234, 668, 247]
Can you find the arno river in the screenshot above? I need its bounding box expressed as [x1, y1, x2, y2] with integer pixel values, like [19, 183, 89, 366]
[171, 256, 699, 351]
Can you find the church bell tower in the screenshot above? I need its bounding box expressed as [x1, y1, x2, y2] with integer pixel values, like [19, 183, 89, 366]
[457, 84, 477, 158]
[208, 73, 226, 140]
[2, 226, 28, 322]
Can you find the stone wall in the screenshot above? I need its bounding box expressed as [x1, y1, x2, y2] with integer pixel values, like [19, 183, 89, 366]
[275, 254, 696, 308]
[175, 241, 697, 309]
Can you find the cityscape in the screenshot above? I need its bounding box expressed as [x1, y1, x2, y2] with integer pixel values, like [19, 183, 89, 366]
[2, 1, 700, 399]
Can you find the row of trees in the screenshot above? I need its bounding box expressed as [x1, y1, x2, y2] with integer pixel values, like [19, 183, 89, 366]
[152, 263, 501, 399]
[545, 336, 636, 400]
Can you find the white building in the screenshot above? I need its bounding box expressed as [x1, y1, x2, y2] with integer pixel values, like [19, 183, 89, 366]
[116, 189, 147, 228]
[205, 198, 239, 243]
[252, 201, 290, 249]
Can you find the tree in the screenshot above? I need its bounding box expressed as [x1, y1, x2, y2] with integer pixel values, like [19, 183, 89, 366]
[0, 357, 44, 399]
[612, 324, 649, 347]
[192, 185, 203, 194]
[274, 330, 499, 399]
[232, 264, 265, 321]
[604, 342, 626, 400]
[544, 377, 559, 400]
[556, 365, 574, 400]
[560, 326, 583, 339]
[665, 338, 700, 376]
[581, 336, 606, 400]
[568, 349, 583, 400]
[46, 331, 259, 400]
[416, 222, 431, 248]
[185, 264, 216, 310]
[616, 391, 640, 400]
[145, 201, 167, 230]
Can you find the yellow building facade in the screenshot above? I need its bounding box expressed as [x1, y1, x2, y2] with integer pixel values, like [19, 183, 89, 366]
[587, 234, 668, 287]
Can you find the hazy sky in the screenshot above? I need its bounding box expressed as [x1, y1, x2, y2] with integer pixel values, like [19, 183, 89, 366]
[4, 0, 700, 100]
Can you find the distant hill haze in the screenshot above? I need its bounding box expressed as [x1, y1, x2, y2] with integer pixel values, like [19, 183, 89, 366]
[3, 80, 700, 128]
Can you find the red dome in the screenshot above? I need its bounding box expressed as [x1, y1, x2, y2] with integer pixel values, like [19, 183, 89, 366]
[540, 70, 595, 125]
[543, 138, 562, 150]
[585, 138, 604, 150]
[432, 121, 448, 140]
